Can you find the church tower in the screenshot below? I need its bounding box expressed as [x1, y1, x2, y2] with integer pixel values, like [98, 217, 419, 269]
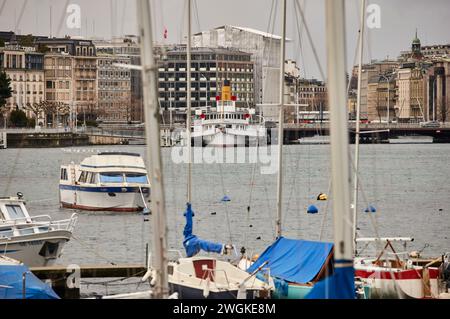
[411, 29, 422, 60]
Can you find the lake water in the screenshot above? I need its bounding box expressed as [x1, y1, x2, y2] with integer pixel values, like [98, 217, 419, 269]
[1, 144, 449, 295]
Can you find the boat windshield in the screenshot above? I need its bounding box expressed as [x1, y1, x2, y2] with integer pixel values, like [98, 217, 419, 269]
[125, 173, 148, 184]
[99, 172, 124, 183]
[5, 204, 26, 219]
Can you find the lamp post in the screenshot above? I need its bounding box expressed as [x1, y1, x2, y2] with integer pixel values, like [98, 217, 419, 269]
[380, 74, 391, 124]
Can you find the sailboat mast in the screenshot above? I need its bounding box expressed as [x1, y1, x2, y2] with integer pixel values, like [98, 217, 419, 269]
[136, 0, 169, 298]
[352, 0, 366, 256]
[275, 0, 287, 238]
[186, 0, 192, 204]
[325, 0, 353, 263]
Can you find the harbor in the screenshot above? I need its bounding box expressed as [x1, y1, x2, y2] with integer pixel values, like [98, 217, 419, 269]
[1, 0, 450, 305]
[1, 144, 450, 298]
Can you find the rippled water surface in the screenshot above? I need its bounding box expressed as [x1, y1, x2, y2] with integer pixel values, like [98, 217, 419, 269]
[1, 144, 449, 295]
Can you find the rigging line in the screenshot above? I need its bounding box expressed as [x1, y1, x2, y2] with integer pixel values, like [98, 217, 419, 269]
[294, 0, 325, 81]
[71, 234, 118, 265]
[218, 164, 233, 245]
[318, 178, 332, 241]
[293, 0, 306, 78]
[120, 0, 128, 37]
[0, 0, 6, 17]
[262, 0, 278, 99]
[55, 0, 70, 38]
[178, 0, 188, 45]
[244, 144, 259, 253]
[14, 0, 28, 34]
[348, 149, 381, 241]
[192, 0, 201, 34]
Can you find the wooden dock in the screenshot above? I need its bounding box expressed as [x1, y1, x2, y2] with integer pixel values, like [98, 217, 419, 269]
[30, 264, 147, 299]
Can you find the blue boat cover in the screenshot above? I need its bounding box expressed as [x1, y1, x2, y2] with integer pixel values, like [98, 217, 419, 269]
[0, 264, 60, 299]
[305, 265, 355, 299]
[247, 237, 333, 284]
[182, 203, 224, 257]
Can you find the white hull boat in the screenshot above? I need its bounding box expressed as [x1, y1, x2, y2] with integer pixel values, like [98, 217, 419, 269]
[0, 195, 77, 267]
[388, 135, 433, 144]
[59, 152, 150, 212]
[168, 257, 271, 299]
[355, 257, 442, 299]
[298, 135, 330, 145]
[191, 80, 265, 147]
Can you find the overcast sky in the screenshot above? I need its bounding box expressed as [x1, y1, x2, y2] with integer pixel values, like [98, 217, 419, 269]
[1, 0, 449, 80]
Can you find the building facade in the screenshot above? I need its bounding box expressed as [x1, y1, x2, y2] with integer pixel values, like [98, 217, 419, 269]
[351, 60, 399, 120]
[0, 45, 45, 119]
[396, 65, 426, 122]
[367, 74, 397, 122]
[193, 25, 284, 109]
[425, 58, 450, 123]
[94, 37, 143, 123]
[157, 47, 254, 123]
[37, 38, 98, 121]
[97, 54, 131, 123]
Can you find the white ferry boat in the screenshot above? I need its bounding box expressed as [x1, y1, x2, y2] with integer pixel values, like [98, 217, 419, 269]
[298, 134, 330, 145]
[388, 135, 433, 144]
[191, 80, 265, 147]
[0, 194, 77, 267]
[59, 152, 150, 212]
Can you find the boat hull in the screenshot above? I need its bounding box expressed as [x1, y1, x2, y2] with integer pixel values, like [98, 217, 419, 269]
[355, 267, 441, 299]
[272, 283, 313, 299]
[168, 282, 261, 299]
[59, 185, 149, 212]
[0, 230, 72, 267]
[204, 131, 246, 147]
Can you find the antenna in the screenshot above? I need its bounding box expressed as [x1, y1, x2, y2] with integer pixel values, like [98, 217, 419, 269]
[49, 5, 52, 38]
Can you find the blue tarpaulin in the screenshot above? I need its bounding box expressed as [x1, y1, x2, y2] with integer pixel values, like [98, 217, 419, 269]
[0, 264, 60, 299]
[305, 265, 355, 299]
[182, 203, 224, 257]
[247, 237, 333, 284]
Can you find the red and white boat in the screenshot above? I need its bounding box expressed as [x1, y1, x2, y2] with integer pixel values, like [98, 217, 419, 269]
[354, 237, 447, 299]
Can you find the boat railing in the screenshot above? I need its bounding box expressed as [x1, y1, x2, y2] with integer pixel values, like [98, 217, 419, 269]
[201, 268, 232, 289]
[167, 249, 184, 260]
[1, 213, 78, 233]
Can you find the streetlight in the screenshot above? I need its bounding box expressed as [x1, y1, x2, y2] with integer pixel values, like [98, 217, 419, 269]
[379, 73, 391, 124]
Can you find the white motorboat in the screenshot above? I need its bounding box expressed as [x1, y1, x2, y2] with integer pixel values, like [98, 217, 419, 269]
[168, 256, 271, 299]
[388, 135, 433, 144]
[0, 194, 77, 267]
[354, 238, 447, 299]
[59, 152, 150, 212]
[191, 80, 266, 147]
[298, 134, 330, 145]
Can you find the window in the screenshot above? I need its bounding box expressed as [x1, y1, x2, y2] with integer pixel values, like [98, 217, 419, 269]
[125, 173, 148, 184]
[5, 205, 26, 219]
[0, 228, 14, 238]
[78, 171, 87, 183]
[89, 172, 97, 184]
[99, 172, 124, 183]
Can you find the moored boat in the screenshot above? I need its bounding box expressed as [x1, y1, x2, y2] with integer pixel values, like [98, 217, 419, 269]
[59, 152, 150, 212]
[354, 238, 448, 299]
[0, 194, 77, 267]
[0, 255, 60, 299]
[168, 256, 271, 299]
[191, 80, 265, 147]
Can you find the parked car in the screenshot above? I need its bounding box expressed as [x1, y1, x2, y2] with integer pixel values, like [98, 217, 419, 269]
[420, 121, 440, 128]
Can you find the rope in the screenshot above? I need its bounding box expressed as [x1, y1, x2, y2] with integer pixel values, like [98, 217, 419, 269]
[218, 164, 233, 245]
[318, 179, 332, 241]
[71, 234, 117, 265]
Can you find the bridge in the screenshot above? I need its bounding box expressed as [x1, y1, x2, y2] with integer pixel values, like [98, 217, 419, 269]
[282, 123, 450, 143]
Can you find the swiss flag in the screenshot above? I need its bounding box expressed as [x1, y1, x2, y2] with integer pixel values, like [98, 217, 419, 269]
[163, 27, 168, 39]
